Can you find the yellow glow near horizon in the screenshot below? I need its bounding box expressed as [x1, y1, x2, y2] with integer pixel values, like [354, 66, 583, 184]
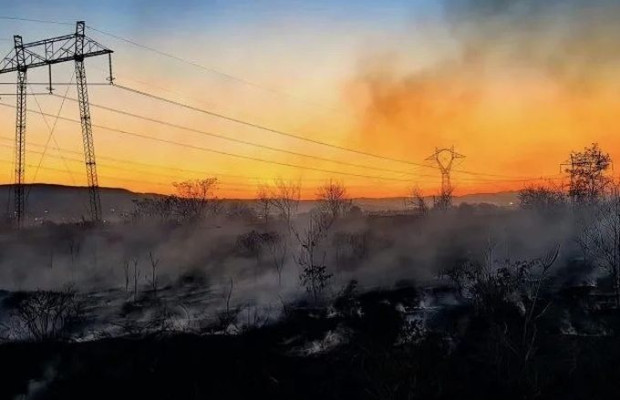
[0, 9, 619, 201]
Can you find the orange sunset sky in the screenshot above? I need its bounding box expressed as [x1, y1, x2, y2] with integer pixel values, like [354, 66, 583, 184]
[0, 0, 619, 199]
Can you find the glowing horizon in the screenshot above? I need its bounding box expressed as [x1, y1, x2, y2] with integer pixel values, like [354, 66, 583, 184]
[0, 1, 619, 200]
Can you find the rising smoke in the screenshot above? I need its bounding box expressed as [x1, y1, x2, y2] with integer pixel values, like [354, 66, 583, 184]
[345, 0, 620, 186]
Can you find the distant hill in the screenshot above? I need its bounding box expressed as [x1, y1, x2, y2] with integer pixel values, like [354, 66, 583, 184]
[0, 184, 153, 222]
[0, 184, 521, 222]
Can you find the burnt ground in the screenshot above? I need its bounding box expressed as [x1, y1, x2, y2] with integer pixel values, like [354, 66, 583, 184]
[2, 286, 620, 400]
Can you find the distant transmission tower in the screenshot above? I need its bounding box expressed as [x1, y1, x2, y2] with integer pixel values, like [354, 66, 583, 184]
[426, 146, 465, 197]
[0, 21, 114, 227]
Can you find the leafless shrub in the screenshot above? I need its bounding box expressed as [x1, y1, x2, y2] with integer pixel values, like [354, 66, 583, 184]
[172, 178, 219, 221]
[148, 251, 160, 296]
[443, 246, 559, 369]
[264, 232, 289, 286]
[216, 278, 239, 332]
[316, 180, 352, 220]
[518, 183, 566, 212]
[132, 258, 140, 302]
[130, 178, 219, 224]
[13, 287, 84, 341]
[405, 186, 428, 216]
[256, 185, 272, 223]
[123, 258, 130, 292]
[433, 185, 454, 212]
[578, 189, 620, 306]
[294, 211, 334, 303]
[264, 178, 301, 228]
[565, 143, 612, 204]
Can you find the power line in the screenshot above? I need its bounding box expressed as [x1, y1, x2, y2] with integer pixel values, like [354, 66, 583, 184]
[0, 135, 409, 184]
[113, 83, 437, 170]
[112, 83, 560, 181]
[0, 146, 270, 193]
[0, 16, 73, 26]
[0, 16, 562, 183]
[1, 16, 341, 112]
[0, 101, 419, 183]
[0, 138, 562, 196]
[56, 94, 434, 178]
[86, 25, 340, 113]
[0, 105, 560, 188]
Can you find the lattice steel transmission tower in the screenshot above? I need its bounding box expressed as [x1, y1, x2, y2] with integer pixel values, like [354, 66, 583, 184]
[426, 146, 465, 196]
[0, 21, 114, 227]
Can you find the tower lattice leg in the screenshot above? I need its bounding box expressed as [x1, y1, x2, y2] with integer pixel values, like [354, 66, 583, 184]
[75, 59, 102, 223]
[14, 69, 26, 228]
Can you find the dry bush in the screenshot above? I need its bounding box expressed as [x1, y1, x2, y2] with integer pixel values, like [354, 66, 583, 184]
[295, 211, 334, 303]
[518, 183, 566, 212]
[12, 287, 84, 341]
[264, 232, 289, 286]
[433, 186, 454, 212]
[262, 178, 301, 227]
[173, 178, 219, 220]
[578, 190, 620, 306]
[565, 143, 612, 204]
[130, 178, 219, 224]
[316, 180, 353, 220]
[255, 185, 272, 223]
[405, 186, 428, 216]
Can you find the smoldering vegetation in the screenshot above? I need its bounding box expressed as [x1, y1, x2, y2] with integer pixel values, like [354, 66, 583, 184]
[0, 182, 575, 339]
[2, 144, 620, 399]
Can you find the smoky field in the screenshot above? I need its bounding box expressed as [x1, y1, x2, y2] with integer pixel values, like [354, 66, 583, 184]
[2, 157, 620, 399]
[0, 195, 572, 340]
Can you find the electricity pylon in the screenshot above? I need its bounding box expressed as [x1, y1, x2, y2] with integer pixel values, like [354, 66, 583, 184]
[426, 146, 465, 197]
[0, 21, 113, 227]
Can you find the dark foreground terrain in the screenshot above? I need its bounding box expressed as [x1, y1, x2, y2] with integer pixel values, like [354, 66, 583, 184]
[2, 285, 620, 400]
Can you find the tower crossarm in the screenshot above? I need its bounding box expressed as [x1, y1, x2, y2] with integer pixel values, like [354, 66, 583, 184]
[0, 29, 112, 74]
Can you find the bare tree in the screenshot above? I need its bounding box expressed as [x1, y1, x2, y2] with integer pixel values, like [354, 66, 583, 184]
[579, 188, 620, 306]
[565, 143, 612, 204]
[316, 180, 352, 220]
[433, 185, 454, 212]
[173, 178, 219, 221]
[442, 246, 559, 373]
[13, 287, 84, 341]
[256, 185, 272, 224]
[132, 258, 140, 302]
[518, 183, 566, 212]
[215, 278, 238, 332]
[123, 259, 130, 292]
[148, 251, 160, 296]
[294, 211, 334, 303]
[264, 232, 289, 286]
[405, 186, 428, 216]
[266, 178, 301, 228]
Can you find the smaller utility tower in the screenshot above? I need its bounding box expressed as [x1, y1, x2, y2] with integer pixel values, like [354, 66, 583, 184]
[426, 146, 465, 197]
